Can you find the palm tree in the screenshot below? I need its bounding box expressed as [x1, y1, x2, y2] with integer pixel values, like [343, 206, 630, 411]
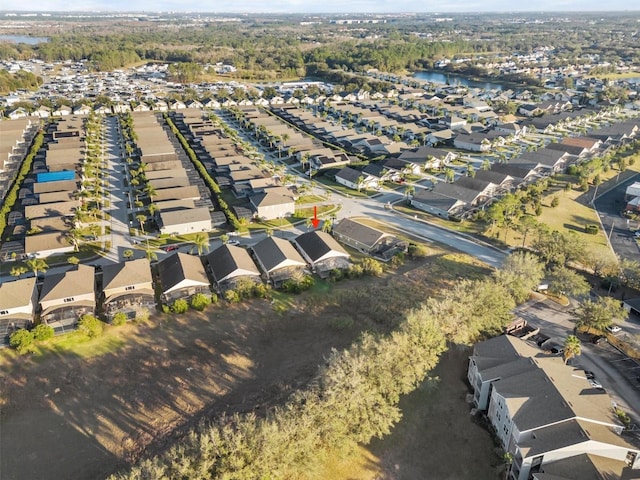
[563, 335, 581, 364]
[404, 184, 415, 199]
[322, 218, 333, 233]
[25, 258, 48, 278]
[10, 266, 28, 278]
[191, 233, 210, 255]
[220, 233, 230, 245]
[444, 168, 455, 184]
[67, 227, 83, 252]
[136, 214, 147, 235]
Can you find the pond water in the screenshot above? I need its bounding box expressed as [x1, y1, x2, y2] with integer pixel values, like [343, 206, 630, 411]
[414, 70, 508, 91]
[0, 35, 49, 45]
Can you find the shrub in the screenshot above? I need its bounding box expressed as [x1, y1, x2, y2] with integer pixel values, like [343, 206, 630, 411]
[9, 329, 35, 353]
[161, 304, 170, 314]
[78, 315, 104, 338]
[32, 324, 54, 341]
[224, 289, 241, 303]
[408, 243, 428, 259]
[347, 264, 364, 278]
[584, 224, 599, 235]
[282, 275, 314, 294]
[135, 308, 150, 322]
[361, 257, 384, 277]
[550, 196, 559, 208]
[390, 252, 405, 268]
[112, 312, 128, 326]
[190, 293, 211, 311]
[253, 283, 269, 299]
[329, 315, 355, 330]
[328, 268, 344, 282]
[171, 298, 189, 314]
[210, 293, 219, 305]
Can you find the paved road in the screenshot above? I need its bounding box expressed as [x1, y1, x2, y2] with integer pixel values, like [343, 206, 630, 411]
[594, 173, 640, 262]
[515, 297, 640, 427]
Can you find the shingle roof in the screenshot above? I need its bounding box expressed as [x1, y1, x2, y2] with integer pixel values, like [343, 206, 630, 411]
[0, 277, 37, 310]
[206, 245, 260, 283]
[102, 258, 153, 291]
[39, 265, 95, 303]
[157, 252, 209, 291]
[294, 231, 350, 264]
[332, 218, 389, 249]
[251, 237, 306, 273]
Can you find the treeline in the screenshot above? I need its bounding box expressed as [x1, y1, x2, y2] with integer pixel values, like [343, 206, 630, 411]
[0, 69, 43, 95]
[109, 253, 540, 480]
[306, 64, 394, 93]
[0, 129, 44, 239]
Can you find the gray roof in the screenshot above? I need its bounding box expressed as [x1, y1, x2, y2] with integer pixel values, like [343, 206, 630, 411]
[335, 166, 365, 183]
[474, 169, 517, 186]
[102, 258, 153, 291]
[39, 265, 95, 303]
[157, 252, 209, 292]
[206, 245, 260, 283]
[294, 231, 350, 264]
[159, 207, 212, 228]
[251, 237, 306, 273]
[454, 176, 495, 193]
[0, 277, 37, 310]
[332, 218, 389, 249]
[432, 182, 483, 204]
[412, 189, 462, 212]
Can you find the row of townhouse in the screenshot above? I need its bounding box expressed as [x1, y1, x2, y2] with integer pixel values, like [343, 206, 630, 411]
[131, 111, 216, 235]
[0, 118, 38, 208]
[170, 109, 296, 221]
[468, 335, 640, 480]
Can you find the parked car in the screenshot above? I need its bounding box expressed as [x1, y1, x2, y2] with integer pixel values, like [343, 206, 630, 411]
[584, 370, 596, 380]
[607, 325, 622, 333]
[591, 335, 607, 345]
[227, 240, 240, 246]
[163, 245, 179, 252]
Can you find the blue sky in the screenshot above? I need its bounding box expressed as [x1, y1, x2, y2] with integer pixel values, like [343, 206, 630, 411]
[9, 1, 638, 12]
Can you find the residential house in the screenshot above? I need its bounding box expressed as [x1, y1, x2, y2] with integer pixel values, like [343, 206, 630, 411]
[157, 252, 210, 304]
[159, 207, 212, 236]
[24, 231, 74, 258]
[39, 264, 96, 331]
[251, 237, 307, 285]
[410, 188, 467, 219]
[399, 146, 457, 170]
[332, 218, 403, 259]
[101, 259, 155, 320]
[335, 166, 380, 191]
[249, 191, 295, 221]
[293, 231, 351, 276]
[468, 335, 640, 480]
[205, 244, 262, 292]
[0, 277, 37, 343]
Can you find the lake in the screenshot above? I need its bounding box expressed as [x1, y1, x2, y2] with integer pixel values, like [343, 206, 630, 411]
[0, 35, 49, 45]
[414, 70, 508, 91]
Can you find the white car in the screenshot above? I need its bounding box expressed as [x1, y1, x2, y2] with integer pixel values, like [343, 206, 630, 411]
[227, 240, 240, 246]
[607, 325, 622, 333]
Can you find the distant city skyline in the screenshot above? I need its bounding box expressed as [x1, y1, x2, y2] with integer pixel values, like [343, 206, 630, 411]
[7, 1, 639, 13]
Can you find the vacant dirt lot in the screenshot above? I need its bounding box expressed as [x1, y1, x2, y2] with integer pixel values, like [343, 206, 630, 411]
[0, 253, 495, 480]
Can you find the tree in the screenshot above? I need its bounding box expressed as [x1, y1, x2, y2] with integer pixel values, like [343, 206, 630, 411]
[25, 258, 48, 278]
[123, 249, 134, 260]
[171, 298, 189, 314]
[112, 312, 128, 326]
[532, 229, 586, 267]
[444, 168, 455, 183]
[547, 265, 590, 297]
[494, 251, 545, 304]
[563, 335, 581, 364]
[486, 194, 522, 241]
[517, 215, 539, 248]
[220, 234, 230, 245]
[67, 256, 80, 266]
[191, 233, 210, 255]
[575, 297, 626, 332]
[136, 214, 147, 235]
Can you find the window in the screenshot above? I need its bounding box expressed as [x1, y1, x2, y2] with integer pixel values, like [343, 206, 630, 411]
[125, 286, 135, 291]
